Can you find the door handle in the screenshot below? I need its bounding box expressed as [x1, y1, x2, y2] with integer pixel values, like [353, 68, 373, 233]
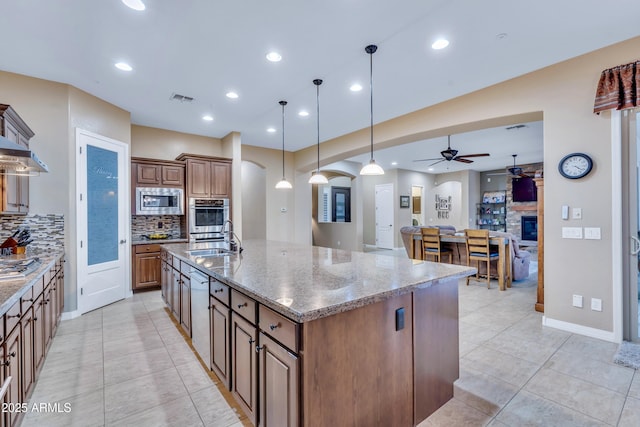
[119, 239, 127, 244]
[631, 235, 640, 255]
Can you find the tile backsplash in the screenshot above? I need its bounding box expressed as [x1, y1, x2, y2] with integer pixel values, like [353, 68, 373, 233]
[0, 214, 64, 251]
[131, 215, 184, 239]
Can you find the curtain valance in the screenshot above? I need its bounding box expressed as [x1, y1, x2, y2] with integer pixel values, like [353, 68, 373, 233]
[593, 61, 640, 113]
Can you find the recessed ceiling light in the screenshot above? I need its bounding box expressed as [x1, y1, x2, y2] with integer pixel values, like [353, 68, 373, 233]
[202, 115, 214, 121]
[298, 110, 309, 117]
[428, 167, 434, 172]
[350, 83, 363, 92]
[114, 62, 133, 71]
[391, 161, 398, 166]
[496, 33, 508, 40]
[267, 127, 276, 133]
[226, 91, 239, 99]
[431, 38, 450, 50]
[266, 52, 282, 62]
[122, 0, 145, 11]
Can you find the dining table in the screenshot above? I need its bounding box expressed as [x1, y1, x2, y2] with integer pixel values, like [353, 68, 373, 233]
[411, 232, 512, 291]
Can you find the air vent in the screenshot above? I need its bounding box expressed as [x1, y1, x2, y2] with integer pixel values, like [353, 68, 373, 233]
[506, 124, 527, 130]
[170, 93, 195, 103]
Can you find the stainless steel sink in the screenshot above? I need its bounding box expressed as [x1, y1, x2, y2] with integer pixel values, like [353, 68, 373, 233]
[186, 248, 233, 257]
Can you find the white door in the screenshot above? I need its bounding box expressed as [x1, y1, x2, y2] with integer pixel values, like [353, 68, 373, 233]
[76, 129, 129, 314]
[375, 183, 394, 249]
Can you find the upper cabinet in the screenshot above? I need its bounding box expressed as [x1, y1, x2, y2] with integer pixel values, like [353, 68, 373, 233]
[131, 157, 185, 188]
[177, 154, 231, 199]
[0, 104, 35, 214]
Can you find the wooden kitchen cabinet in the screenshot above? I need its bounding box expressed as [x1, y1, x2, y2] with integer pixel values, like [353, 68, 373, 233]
[177, 154, 231, 199]
[179, 274, 191, 336]
[4, 323, 22, 427]
[210, 294, 230, 390]
[171, 268, 181, 319]
[231, 312, 258, 425]
[131, 157, 185, 188]
[32, 293, 44, 375]
[20, 305, 34, 401]
[132, 244, 162, 291]
[0, 104, 34, 214]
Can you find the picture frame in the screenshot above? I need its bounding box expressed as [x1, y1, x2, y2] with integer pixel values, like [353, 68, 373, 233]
[400, 195, 410, 208]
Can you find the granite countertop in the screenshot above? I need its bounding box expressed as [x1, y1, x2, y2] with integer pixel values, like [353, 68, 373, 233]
[162, 240, 475, 323]
[0, 249, 65, 316]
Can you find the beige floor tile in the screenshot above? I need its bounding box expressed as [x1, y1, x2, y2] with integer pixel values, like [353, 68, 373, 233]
[483, 331, 561, 365]
[107, 395, 204, 427]
[191, 385, 242, 427]
[22, 388, 104, 427]
[460, 345, 540, 387]
[459, 321, 501, 345]
[417, 397, 493, 427]
[56, 310, 103, 335]
[104, 368, 188, 424]
[559, 334, 618, 364]
[544, 349, 634, 394]
[459, 340, 479, 357]
[30, 361, 104, 403]
[628, 372, 640, 399]
[176, 359, 216, 394]
[454, 367, 520, 417]
[619, 396, 640, 427]
[524, 367, 625, 423]
[104, 345, 175, 386]
[103, 329, 165, 359]
[495, 390, 608, 427]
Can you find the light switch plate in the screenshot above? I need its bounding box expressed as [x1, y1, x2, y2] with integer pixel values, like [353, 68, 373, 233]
[584, 227, 601, 240]
[591, 298, 602, 312]
[562, 205, 569, 220]
[572, 294, 583, 308]
[562, 227, 583, 239]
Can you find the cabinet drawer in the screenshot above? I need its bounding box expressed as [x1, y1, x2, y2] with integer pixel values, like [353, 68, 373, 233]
[33, 275, 44, 297]
[5, 300, 21, 333]
[135, 244, 161, 254]
[21, 287, 34, 311]
[231, 289, 257, 324]
[210, 278, 229, 306]
[259, 305, 298, 353]
[172, 256, 181, 270]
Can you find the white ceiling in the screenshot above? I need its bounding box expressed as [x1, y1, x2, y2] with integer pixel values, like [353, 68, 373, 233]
[1, 0, 639, 167]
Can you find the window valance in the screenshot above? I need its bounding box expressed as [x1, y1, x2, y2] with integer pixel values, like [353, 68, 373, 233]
[593, 61, 640, 113]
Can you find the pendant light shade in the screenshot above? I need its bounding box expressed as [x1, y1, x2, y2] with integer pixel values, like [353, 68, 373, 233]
[360, 44, 384, 176]
[275, 100, 293, 189]
[308, 79, 329, 185]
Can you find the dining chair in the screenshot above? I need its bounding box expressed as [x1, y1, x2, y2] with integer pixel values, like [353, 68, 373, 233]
[464, 229, 499, 288]
[420, 227, 452, 263]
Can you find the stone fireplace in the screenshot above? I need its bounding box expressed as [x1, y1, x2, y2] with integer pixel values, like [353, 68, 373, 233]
[505, 162, 543, 240]
[521, 216, 538, 241]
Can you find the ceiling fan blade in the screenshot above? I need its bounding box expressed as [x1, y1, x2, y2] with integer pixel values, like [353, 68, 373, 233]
[454, 158, 474, 164]
[428, 159, 445, 167]
[456, 153, 490, 158]
[413, 157, 442, 162]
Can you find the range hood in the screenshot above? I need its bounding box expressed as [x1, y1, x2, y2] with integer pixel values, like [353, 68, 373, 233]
[0, 135, 48, 174]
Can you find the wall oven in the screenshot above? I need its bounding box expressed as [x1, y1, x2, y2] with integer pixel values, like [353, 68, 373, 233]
[189, 198, 229, 241]
[135, 187, 184, 215]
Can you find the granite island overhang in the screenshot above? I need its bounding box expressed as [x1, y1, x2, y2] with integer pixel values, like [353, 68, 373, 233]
[160, 239, 476, 426]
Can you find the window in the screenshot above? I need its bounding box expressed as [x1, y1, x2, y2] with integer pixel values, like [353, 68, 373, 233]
[331, 186, 351, 222]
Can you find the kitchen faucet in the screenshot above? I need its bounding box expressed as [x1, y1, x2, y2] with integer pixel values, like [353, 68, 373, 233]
[223, 220, 243, 253]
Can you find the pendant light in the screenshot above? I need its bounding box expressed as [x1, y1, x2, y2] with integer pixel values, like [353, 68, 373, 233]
[275, 100, 293, 189]
[308, 79, 329, 185]
[359, 44, 384, 176]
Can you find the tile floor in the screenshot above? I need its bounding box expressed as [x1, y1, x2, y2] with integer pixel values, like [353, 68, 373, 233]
[20, 257, 640, 426]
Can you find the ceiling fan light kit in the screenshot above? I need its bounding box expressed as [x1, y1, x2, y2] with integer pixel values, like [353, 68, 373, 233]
[360, 44, 384, 176]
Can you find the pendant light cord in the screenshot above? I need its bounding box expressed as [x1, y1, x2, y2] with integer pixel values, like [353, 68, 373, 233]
[366, 45, 377, 162]
[314, 79, 322, 172]
[280, 100, 287, 179]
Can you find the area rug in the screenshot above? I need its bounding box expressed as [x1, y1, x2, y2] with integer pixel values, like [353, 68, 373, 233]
[614, 341, 640, 369]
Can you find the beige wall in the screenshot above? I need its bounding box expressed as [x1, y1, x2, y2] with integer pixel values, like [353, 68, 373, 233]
[131, 125, 222, 160]
[241, 161, 266, 240]
[294, 36, 640, 337]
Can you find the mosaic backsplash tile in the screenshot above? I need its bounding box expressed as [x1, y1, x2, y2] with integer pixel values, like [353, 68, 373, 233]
[131, 215, 185, 240]
[0, 214, 64, 252]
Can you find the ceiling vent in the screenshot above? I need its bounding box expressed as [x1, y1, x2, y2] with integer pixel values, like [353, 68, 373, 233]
[505, 124, 527, 131]
[170, 93, 194, 103]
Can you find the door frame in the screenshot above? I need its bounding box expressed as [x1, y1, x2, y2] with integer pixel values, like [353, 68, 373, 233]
[75, 128, 131, 315]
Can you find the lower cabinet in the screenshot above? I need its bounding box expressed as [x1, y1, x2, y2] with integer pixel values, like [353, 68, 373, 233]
[132, 244, 162, 291]
[20, 306, 34, 401]
[179, 274, 191, 336]
[32, 294, 45, 375]
[4, 324, 21, 427]
[171, 268, 180, 319]
[209, 295, 230, 390]
[231, 312, 257, 425]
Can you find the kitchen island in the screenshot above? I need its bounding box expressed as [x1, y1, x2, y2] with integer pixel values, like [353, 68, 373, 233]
[161, 240, 475, 427]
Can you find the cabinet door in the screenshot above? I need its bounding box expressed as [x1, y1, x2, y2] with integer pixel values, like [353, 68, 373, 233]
[211, 161, 231, 198]
[20, 307, 34, 401]
[134, 252, 162, 290]
[3, 175, 20, 213]
[43, 286, 53, 350]
[231, 313, 257, 425]
[162, 166, 184, 187]
[32, 295, 45, 375]
[18, 176, 28, 213]
[210, 295, 230, 389]
[49, 280, 58, 338]
[4, 325, 22, 427]
[160, 260, 169, 304]
[186, 159, 211, 198]
[258, 332, 299, 427]
[180, 275, 191, 336]
[171, 269, 180, 319]
[135, 163, 161, 186]
[56, 266, 64, 322]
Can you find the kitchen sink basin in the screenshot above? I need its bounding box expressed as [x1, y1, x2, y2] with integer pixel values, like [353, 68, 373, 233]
[187, 248, 233, 257]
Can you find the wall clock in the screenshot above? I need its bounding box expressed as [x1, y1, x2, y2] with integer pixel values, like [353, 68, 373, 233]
[558, 153, 593, 179]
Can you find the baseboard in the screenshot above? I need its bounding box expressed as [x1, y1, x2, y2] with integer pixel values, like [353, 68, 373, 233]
[60, 310, 81, 321]
[543, 316, 618, 343]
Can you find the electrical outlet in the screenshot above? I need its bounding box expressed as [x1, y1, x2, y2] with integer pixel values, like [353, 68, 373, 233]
[157, 221, 163, 229]
[591, 298, 602, 312]
[562, 227, 583, 239]
[572, 294, 583, 308]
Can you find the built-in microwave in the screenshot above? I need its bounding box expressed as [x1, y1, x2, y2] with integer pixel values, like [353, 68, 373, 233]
[135, 187, 184, 215]
[189, 198, 229, 241]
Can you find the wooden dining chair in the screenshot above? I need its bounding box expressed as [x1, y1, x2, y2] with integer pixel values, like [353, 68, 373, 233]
[464, 229, 499, 288]
[420, 227, 452, 263]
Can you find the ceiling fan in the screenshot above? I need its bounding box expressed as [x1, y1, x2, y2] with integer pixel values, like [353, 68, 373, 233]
[508, 154, 530, 177]
[413, 135, 490, 167]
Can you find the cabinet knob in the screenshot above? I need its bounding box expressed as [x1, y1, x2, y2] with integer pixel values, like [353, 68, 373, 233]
[255, 345, 264, 353]
[269, 323, 280, 331]
[2, 360, 9, 367]
[249, 338, 255, 345]
[9, 352, 16, 358]
[237, 302, 247, 309]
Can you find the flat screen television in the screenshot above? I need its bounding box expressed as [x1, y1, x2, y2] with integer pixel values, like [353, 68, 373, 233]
[512, 177, 537, 202]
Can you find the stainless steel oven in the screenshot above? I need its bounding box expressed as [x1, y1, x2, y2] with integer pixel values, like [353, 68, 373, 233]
[189, 198, 229, 241]
[135, 187, 184, 215]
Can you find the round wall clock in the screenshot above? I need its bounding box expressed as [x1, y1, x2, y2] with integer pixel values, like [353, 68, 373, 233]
[558, 153, 593, 179]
